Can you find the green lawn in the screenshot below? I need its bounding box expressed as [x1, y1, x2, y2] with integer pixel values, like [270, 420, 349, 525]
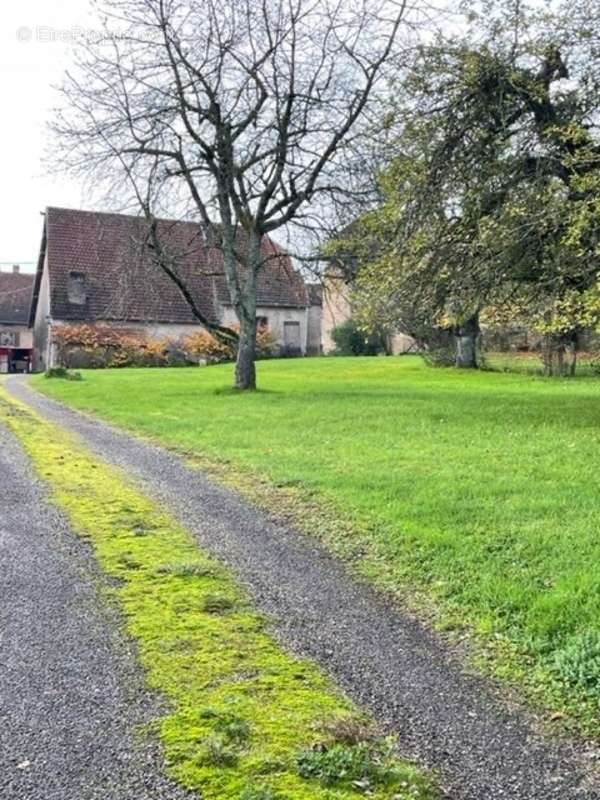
[33, 357, 600, 726]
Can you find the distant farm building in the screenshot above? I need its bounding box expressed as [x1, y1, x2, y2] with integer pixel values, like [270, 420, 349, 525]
[0, 266, 34, 373]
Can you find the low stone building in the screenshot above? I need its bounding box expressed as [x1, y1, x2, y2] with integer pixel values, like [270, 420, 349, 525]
[0, 266, 34, 373]
[31, 207, 322, 371]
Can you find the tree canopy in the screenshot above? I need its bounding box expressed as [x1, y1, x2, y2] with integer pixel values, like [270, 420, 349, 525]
[331, 0, 600, 372]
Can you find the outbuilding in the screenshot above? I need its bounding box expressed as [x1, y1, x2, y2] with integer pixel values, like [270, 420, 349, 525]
[0, 266, 34, 373]
[30, 207, 322, 370]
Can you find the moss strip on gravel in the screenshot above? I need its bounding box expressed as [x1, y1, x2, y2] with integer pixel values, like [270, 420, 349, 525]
[0, 390, 437, 800]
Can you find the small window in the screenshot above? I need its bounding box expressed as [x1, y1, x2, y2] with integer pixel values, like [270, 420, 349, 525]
[67, 271, 87, 305]
[0, 330, 18, 347]
[256, 316, 269, 331]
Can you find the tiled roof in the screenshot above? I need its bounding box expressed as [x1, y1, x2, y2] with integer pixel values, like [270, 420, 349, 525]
[0, 271, 34, 324]
[41, 207, 308, 325]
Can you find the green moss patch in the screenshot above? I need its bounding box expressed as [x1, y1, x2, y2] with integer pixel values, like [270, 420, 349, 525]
[0, 390, 436, 800]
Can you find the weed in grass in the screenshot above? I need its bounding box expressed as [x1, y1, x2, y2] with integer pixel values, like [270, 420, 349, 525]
[554, 632, 600, 694]
[296, 738, 421, 794]
[202, 593, 236, 613]
[155, 562, 217, 578]
[201, 734, 239, 767]
[117, 554, 142, 570]
[45, 366, 83, 381]
[318, 715, 379, 746]
[214, 714, 251, 744]
[240, 786, 287, 800]
[198, 707, 219, 719]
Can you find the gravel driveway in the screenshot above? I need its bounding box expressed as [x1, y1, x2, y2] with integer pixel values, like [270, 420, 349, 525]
[0, 411, 195, 800]
[5, 376, 600, 800]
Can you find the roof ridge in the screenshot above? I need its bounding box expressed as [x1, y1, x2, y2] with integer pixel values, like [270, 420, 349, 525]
[45, 207, 290, 254]
[46, 206, 201, 229]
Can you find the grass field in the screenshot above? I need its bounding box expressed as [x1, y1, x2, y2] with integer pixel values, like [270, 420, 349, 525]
[33, 356, 600, 727]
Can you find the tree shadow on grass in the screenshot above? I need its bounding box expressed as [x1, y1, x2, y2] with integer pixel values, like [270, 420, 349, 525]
[212, 386, 282, 397]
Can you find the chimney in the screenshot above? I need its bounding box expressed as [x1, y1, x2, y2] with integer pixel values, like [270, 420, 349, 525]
[12, 264, 20, 274]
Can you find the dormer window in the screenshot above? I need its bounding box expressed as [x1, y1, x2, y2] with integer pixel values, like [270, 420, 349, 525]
[68, 271, 86, 305]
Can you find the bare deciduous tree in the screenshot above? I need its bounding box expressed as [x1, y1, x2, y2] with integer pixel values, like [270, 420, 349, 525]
[52, 0, 411, 388]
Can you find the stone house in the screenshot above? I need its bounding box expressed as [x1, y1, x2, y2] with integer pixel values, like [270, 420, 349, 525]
[0, 266, 34, 373]
[30, 207, 322, 370]
[321, 267, 415, 355]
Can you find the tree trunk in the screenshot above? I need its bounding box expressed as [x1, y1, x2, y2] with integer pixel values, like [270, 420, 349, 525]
[235, 314, 257, 390]
[542, 331, 578, 377]
[454, 312, 480, 368]
[569, 347, 577, 377]
[232, 230, 261, 391]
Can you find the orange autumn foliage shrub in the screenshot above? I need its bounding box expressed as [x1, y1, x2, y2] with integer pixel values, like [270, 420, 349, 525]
[183, 326, 279, 362]
[53, 323, 280, 369]
[182, 331, 235, 363]
[53, 324, 169, 368]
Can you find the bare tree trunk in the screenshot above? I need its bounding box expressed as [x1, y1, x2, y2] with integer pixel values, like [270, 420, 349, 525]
[454, 312, 480, 368]
[235, 314, 257, 390]
[233, 231, 260, 391]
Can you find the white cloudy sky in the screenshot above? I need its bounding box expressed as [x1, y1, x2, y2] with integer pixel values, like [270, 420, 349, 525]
[1, 2, 96, 273]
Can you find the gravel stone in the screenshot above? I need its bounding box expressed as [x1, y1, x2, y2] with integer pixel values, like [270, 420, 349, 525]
[0, 404, 196, 800]
[6, 375, 600, 800]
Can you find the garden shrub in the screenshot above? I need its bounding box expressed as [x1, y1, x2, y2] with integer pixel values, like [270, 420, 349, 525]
[419, 328, 457, 367]
[182, 330, 234, 364]
[53, 322, 282, 370]
[330, 319, 385, 356]
[53, 324, 170, 368]
[45, 366, 70, 379]
[184, 327, 280, 362]
[45, 366, 83, 381]
[256, 328, 280, 359]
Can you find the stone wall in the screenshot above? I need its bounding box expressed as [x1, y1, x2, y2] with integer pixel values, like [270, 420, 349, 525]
[220, 305, 310, 355]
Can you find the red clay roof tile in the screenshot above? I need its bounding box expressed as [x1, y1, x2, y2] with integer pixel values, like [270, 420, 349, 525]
[44, 207, 308, 325]
[0, 272, 34, 324]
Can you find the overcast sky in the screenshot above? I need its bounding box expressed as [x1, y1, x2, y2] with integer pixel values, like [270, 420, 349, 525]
[1, 2, 96, 273]
[0, 1, 453, 275]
